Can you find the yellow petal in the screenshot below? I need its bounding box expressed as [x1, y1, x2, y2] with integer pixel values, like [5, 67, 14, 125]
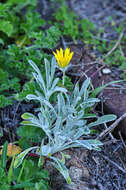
[53, 51, 56, 57]
[64, 48, 70, 58]
[60, 48, 63, 59]
[53, 52, 58, 61]
[68, 52, 74, 62]
[56, 49, 60, 58]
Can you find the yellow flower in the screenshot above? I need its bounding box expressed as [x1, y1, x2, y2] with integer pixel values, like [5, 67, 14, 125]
[0, 143, 22, 157]
[53, 48, 74, 68]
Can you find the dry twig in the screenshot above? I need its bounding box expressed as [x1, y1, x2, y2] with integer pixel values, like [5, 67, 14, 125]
[118, 131, 126, 152]
[99, 153, 126, 174]
[104, 30, 124, 59]
[97, 113, 126, 139]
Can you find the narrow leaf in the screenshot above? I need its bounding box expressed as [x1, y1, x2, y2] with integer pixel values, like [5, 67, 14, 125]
[14, 146, 39, 168]
[87, 114, 117, 128]
[8, 156, 15, 184]
[1, 141, 8, 168]
[90, 80, 123, 98]
[51, 156, 72, 184]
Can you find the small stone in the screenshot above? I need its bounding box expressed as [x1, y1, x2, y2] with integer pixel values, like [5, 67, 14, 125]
[69, 166, 83, 180]
[102, 68, 111, 74]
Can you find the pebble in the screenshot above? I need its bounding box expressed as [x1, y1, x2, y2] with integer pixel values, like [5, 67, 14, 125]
[69, 166, 83, 181]
[102, 68, 111, 74]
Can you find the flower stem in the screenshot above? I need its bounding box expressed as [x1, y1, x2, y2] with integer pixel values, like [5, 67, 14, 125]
[63, 71, 65, 86]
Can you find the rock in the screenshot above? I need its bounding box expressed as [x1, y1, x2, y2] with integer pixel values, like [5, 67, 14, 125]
[69, 166, 83, 181]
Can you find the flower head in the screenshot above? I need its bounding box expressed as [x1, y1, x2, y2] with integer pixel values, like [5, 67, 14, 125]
[53, 48, 74, 68]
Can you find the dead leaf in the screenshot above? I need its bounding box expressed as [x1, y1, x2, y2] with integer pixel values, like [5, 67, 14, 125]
[0, 143, 22, 157]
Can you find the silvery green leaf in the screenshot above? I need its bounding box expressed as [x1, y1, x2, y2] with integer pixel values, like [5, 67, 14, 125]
[81, 101, 99, 109]
[73, 127, 90, 140]
[87, 114, 117, 128]
[34, 91, 57, 116]
[37, 113, 53, 140]
[80, 78, 90, 97]
[51, 78, 59, 90]
[29, 60, 46, 93]
[44, 58, 50, 89]
[73, 82, 79, 98]
[32, 72, 43, 90]
[66, 118, 84, 127]
[38, 113, 45, 125]
[21, 115, 42, 128]
[59, 93, 65, 109]
[73, 140, 92, 149]
[40, 144, 52, 156]
[54, 132, 67, 146]
[38, 109, 54, 127]
[26, 94, 39, 100]
[63, 130, 74, 140]
[77, 110, 85, 119]
[86, 139, 103, 146]
[54, 116, 62, 131]
[73, 139, 103, 150]
[29, 60, 40, 73]
[82, 98, 100, 105]
[83, 126, 91, 134]
[67, 105, 76, 113]
[60, 152, 66, 164]
[14, 146, 39, 168]
[40, 107, 56, 124]
[51, 86, 67, 95]
[50, 57, 56, 84]
[73, 120, 85, 126]
[41, 99, 57, 116]
[73, 96, 81, 107]
[50, 156, 72, 184]
[41, 124, 51, 137]
[35, 90, 46, 101]
[83, 114, 97, 118]
[57, 93, 62, 115]
[20, 120, 35, 126]
[73, 128, 85, 139]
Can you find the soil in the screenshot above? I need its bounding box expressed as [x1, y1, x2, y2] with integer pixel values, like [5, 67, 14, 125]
[1, 0, 126, 190]
[69, 0, 126, 39]
[50, 142, 126, 190]
[0, 101, 36, 145]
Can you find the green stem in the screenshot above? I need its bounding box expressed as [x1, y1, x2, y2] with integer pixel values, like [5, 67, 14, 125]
[62, 71, 65, 86]
[17, 159, 26, 183]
